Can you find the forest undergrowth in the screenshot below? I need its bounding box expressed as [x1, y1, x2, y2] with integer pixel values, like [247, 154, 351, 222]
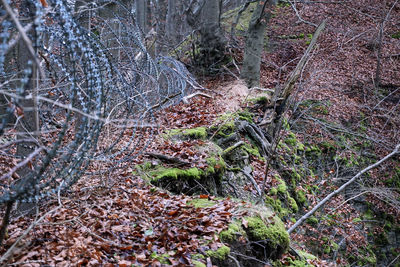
[0, 0, 399, 266]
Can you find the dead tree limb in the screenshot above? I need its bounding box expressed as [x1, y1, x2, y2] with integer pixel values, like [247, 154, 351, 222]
[265, 20, 326, 138]
[287, 144, 400, 234]
[145, 152, 190, 166]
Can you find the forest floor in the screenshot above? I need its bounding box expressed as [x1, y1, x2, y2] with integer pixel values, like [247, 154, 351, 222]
[1, 0, 399, 266]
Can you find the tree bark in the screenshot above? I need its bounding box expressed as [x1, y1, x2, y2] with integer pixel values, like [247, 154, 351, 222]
[198, 0, 226, 70]
[136, 0, 147, 33]
[241, 0, 276, 88]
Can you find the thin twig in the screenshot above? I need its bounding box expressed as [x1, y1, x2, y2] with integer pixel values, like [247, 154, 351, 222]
[0, 205, 61, 264]
[0, 147, 44, 182]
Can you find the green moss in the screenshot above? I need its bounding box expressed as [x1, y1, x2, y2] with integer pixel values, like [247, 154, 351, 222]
[265, 196, 290, 218]
[211, 120, 236, 138]
[270, 187, 278, 195]
[192, 254, 205, 260]
[221, 2, 258, 32]
[206, 245, 230, 260]
[206, 156, 226, 176]
[238, 110, 254, 123]
[285, 132, 298, 147]
[296, 190, 307, 205]
[243, 143, 263, 159]
[150, 252, 170, 264]
[288, 196, 299, 213]
[246, 216, 289, 254]
[297, 142, 305, 151]
[220, 221, 243, 243]
[384, 221, 392, 231]
[165, 127, 207, 139]
[331, 241, 339, 251]
[374, 231, 389, 246]
[297, 250, 317, 260]
[291, 168, 301, 181]
[391, 32, 400, 39]
[356, 247, 377, 266]
[278, 34, 306, 40]
[182, 127, 207, 139]
[248, 96, 270, 104]
[143, 161, 152, 170]
[363, 209, 374, 220]
[188, 198, 217, 208]
[277, 182, 287, 194]
[289, 259, 315, 267]
[193, 260, 206, 267]
[306, 217, 318, 225]
[223, 142, 245, 155]
[152, 167, 203, 181]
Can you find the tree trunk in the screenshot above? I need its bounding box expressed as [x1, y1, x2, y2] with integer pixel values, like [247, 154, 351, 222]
[241, 0, 276, 88]
[136, 0, 147, 33]
[15, 2, 40, 215]
[198, 0, 226, 70]
[166, 0, 177, 44]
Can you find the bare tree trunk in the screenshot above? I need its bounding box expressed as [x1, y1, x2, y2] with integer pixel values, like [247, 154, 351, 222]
[166, 0, 177, 44]
[14, 1, 40, 215]
[198, 0, 226, 70]
[136, 0, 147, 33]
[241, 0, 276, 88]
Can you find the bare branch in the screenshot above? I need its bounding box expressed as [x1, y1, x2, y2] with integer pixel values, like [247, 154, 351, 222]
[288, 144, 400, 234]
[0, 147, 44, 182]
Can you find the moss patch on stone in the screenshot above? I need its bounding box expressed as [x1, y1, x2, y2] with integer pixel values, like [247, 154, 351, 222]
[238, 110, 254, 123]
[219, 221, 244, 243]
[192, 260, 206, 267]
[295, 190, 307, 205]
[206, 245, 231, 261]
[206, 156, 226, 176]
[165, 127, 207, 140]
[151, 167, 203, 181]
[188, 198, 217, 208]
[306, 216, 319, 226]
[245, 216, 289, 258]
[297, 250, 317, 260]
[288, 195, 299, 213]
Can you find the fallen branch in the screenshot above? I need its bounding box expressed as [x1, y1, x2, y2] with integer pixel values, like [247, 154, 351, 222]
[145, 152, 190, 166]
[241, 169, 262, 197]
[0, 205, 61, 264]
[182, 92, 212, 104]
[287, 144, 400, 234]
[222, 141, 245, 157]
[239, 121, 271, 156]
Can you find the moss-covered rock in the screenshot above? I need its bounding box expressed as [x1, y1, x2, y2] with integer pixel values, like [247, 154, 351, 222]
[206, 245, 231, 261]
[306, 217, 319, 226]
[220, 221, 244, 243]
[165, 127, 207, 140]
[152, 167, 203, 181]
[245, 216, 290, 259]
[288, 195, 299, 213]
[192, 260, 206, 267]
[188, 198, 217, 208]
[295, 190, 307, 205]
